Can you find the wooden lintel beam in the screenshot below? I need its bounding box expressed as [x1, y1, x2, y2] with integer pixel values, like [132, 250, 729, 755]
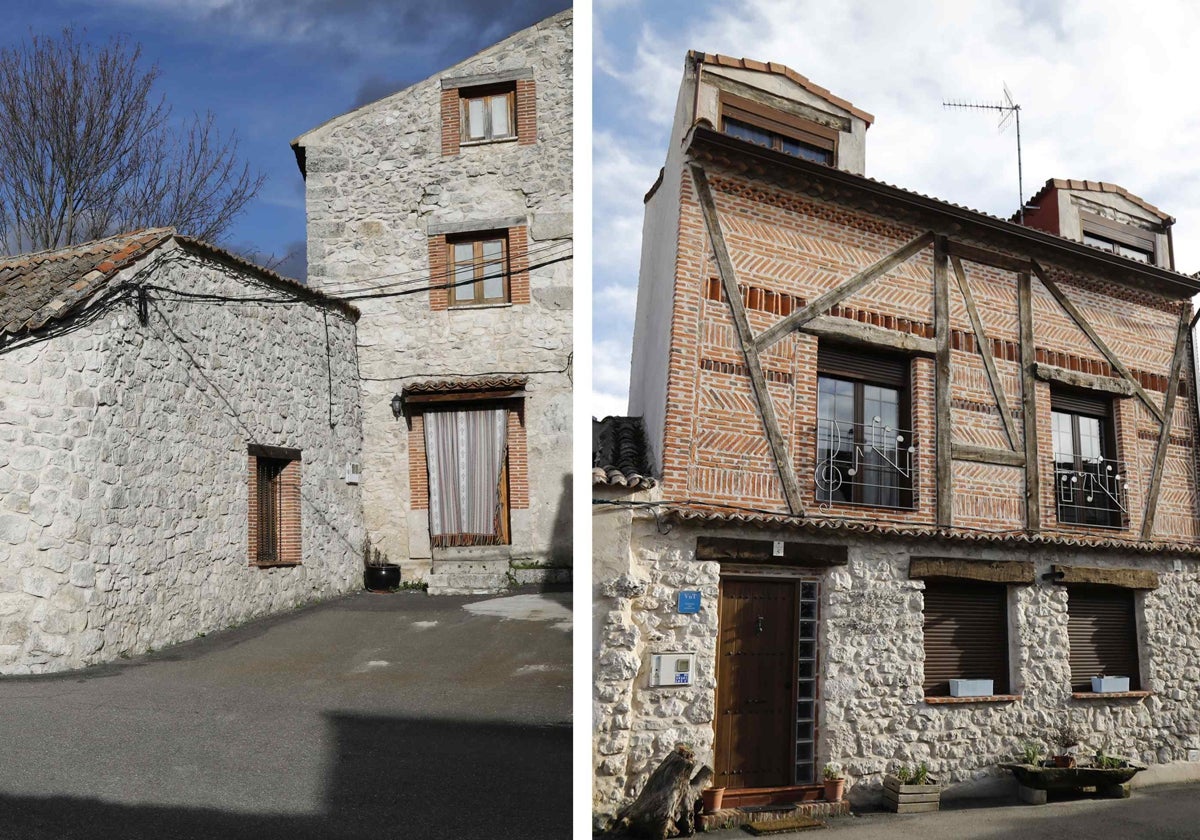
[798, 314, 936, 355]
[1141, 304, 1192, 540]
[1032, 362, 1137, 396]
[951, 255, 1019, 450]
[1018, 270, 1041, 532]
[1050, 564, 1159, 590]
[934, 235, 953, 528]
[754, 230, 935, 352]
[910, 557, 1035, 585]
[1031, 261, 1165, 424]
[945, 240, 1032, 273]
[690, 163, 806, 516]
[952, 443, 1026, 467]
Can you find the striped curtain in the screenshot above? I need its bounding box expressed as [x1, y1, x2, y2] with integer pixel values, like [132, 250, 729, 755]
[425, 408, 508, 543]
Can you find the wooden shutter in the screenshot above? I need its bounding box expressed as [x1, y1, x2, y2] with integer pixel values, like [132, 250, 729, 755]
[818, 345, 908, 386]
[1067, 586, 1139, 691]
[922, 581, 1009, 696]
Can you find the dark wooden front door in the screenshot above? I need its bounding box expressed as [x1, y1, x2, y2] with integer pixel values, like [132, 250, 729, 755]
[715, 578, 797, 790]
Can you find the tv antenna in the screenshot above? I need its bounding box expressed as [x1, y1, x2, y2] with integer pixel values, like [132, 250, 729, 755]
[944, 84, 1031, 223]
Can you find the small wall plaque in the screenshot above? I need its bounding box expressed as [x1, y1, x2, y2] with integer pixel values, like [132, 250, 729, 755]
[677, 590, 702, 614]
[772, 540, 785, 556]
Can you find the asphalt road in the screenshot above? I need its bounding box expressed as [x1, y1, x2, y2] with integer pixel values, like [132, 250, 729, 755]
[701, 783, 1200, 839]
[0, 588, 572, 839]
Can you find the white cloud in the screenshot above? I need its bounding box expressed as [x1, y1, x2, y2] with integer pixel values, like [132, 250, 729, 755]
[594, 0, 1200, 412]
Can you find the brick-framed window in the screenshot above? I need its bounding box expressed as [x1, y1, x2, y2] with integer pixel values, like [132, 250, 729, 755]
[429, 226, 530, 310]
[247, 444, 301, 566]
[440, 73, 536, 156]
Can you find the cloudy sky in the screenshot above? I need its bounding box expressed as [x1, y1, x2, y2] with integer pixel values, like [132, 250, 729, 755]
[592, 0, 1200, 417]
[3, 0, 568, 275]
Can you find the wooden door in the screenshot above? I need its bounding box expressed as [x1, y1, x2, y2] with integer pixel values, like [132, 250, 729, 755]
[715, 578, 797, 790]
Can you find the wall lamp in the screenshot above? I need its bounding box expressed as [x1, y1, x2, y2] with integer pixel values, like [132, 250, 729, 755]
[390, 394, 403, 419]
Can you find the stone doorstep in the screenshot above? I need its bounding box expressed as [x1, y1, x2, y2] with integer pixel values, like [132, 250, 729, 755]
[429, 559, 511, 575]
[699, 800, 851, 832]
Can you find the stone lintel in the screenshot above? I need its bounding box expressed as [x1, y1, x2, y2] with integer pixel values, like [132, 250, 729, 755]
[799, 315, 936, 356]
[427, 216, 527, 236]
[695, 537, 847, 566]
[1033, 362, 1136, 396]
[440, 67, 534, 89]
[909, 557, 1034, 584]
[1051, 564, 1159, 589]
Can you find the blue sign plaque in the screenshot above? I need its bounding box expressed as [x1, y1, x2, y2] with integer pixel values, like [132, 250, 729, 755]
[677, 590, 702, 614]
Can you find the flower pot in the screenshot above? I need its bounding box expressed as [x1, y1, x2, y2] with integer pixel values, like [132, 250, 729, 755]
[701, 786, 725, 814]
[1053, 755, 1077, 769]
[364, 564, 401, 592]
[823, 778, 845, 802]
[949, 679, 994, 697]
[1091, 676, 1130, 693]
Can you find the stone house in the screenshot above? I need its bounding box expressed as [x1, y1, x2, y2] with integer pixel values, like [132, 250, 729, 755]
[593, 51, 1200, 820]
[291, 9, 572, 595]
[0, 228, 363, 675]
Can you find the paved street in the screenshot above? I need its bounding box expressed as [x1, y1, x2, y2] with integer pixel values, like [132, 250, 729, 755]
[702, 783, 1200, 840]
[0, 588, 572, 839]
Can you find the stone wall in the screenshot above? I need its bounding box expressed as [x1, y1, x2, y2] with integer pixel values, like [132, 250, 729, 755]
[0, 244, 362, 674]
[297, 10, 572, 585]
[593, 516, 1200, 819]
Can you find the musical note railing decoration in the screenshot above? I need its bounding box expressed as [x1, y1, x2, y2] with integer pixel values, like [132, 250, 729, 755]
[1053, 453, 1126, 528]
[815, 417, 918, 509]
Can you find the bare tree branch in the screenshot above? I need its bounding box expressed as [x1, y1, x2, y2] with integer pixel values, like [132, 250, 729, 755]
[0, 29, 264, 254]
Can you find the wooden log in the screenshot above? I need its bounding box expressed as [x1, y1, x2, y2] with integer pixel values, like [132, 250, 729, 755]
[1050, 564, 1159, 590]
[614, 744, 713, 839]
[798, 314, 936, 355]
[1018, 270, 1041, 532]
[754, 230, 934, 352]
[934, 236, 952, 528]
[1141, 305, 1192, 540]
[690, 163, 805, 516]
[909, 557, 1035, 585]
[952, 255, 1019, 449]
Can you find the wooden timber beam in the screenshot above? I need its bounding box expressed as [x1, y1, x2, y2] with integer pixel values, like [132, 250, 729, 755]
[1031, 261, 1165, 424]
[690, 163, 806, 516]
[952, 443, 1025, 467]
[945, 240, 1032, 273]
[1050, 564, 1159, 590]
[934, 236, 953, 528]
[754, 230, 934, 352]
[797, 314, 936, 356]
[910, 557, 1035, 584]
[951, 255, 1019, 450]
[1141, 304, 1192, 540]
[1032, 362, 1137, 396]
[1018, 270, 1041, 532]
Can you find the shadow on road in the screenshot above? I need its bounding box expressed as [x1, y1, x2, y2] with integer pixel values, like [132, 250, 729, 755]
[0, 713, 571, 840]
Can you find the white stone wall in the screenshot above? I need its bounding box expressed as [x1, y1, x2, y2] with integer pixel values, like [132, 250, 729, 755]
[593, 516, 1200, 819]
[0, 245, 363, 674]
[298, 10, 572, 582]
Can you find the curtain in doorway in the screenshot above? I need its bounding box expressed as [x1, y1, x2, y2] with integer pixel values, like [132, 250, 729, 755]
[424, 407, 508, 543]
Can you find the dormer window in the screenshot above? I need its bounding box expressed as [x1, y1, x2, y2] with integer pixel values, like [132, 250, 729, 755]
[1080, 211, 1156, 265]
[719, 92, 836, 166]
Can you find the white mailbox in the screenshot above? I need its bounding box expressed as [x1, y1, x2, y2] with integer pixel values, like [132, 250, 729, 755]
[345, 462, 362, 485]
[650, 652, 696, 687]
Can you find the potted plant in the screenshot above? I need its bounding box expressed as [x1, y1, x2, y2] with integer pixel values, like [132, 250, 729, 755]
[362, 537, 401, 592]
[700, 784, 725, 814]
[1051, 723, 1082, 768]
[822, 763, 845, 802]
[883, 762, 940, 813]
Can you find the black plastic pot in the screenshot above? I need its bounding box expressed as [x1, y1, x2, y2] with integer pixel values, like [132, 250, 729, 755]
[364, 564, 401, 592]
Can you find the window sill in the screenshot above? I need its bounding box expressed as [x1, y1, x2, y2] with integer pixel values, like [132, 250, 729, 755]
[924, 694, 1022, 705]
[251, 562, 302, 569]
[1071, 690, 1152, 700]
[448, 302, 513, 311]
[460, 136, 518, 148]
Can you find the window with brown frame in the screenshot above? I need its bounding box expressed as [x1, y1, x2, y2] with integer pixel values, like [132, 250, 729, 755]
[1067, 585, 1140, 692]
[1080, 211, 1157, 264]
[1051, 388, 1124, 529]
[922, 580, 1010, 697]
[448, 234, 508, 306]
[248, 445, 301, 567]
[719, 92, 837, 165]
[460, 84, 516, 143]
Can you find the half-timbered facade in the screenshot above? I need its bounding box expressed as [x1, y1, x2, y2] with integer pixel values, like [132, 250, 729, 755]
[593, 52, 1200, 821]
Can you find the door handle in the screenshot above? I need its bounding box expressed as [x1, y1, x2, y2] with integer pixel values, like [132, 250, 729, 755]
[756, 616, 765, 634]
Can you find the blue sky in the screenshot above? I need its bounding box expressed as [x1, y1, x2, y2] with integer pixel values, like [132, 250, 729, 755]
[593, 0, 1200, 416]
[3, 0, 569, 276]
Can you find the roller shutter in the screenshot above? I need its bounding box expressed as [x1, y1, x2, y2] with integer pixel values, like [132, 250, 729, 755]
[922, 581, 1009, 696]
[1067, 586, 1139, 692]
[818, 345, 908, 387]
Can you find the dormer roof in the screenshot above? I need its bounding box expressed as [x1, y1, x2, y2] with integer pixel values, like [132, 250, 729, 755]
[1026, 178, 1173, 225]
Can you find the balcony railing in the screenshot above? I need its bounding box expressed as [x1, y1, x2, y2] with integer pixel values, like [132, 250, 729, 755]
[1053, 454, 1127, 528]
[815, 418, 918, 509]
